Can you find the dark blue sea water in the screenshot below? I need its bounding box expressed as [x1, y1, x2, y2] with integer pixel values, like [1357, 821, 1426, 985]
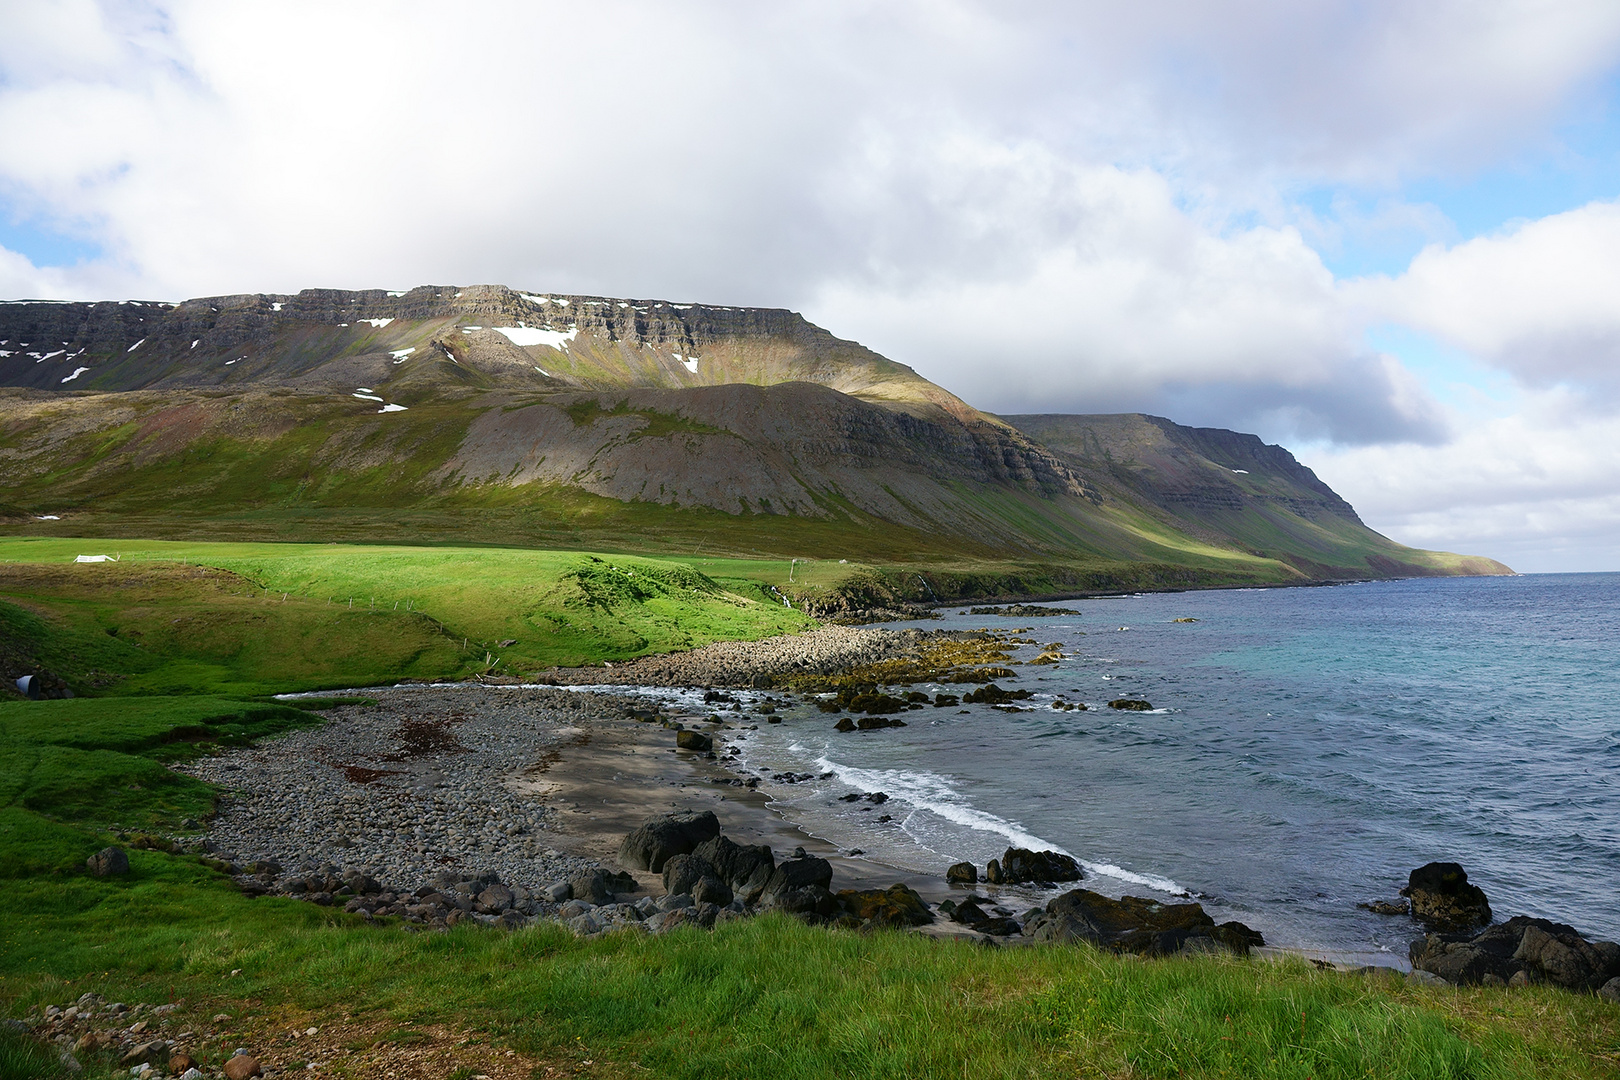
[720, 573, 1619, 961]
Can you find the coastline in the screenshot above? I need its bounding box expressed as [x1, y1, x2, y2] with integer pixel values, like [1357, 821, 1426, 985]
[244, 578, 1620, 970]
[248, 671, 1398, 966]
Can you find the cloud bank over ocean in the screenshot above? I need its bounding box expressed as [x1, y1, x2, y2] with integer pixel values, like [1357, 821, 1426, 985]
[3, 0, 1619, 570]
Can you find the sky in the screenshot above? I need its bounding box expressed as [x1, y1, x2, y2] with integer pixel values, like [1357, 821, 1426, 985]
[2, 1, 1620, 572]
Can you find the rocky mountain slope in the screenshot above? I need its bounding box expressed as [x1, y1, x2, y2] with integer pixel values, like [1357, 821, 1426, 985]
[0, 286, 1508, 579]
[1005, 414, 1510, 578]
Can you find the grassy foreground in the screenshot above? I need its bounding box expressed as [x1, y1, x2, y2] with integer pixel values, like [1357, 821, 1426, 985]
[3, 687, 1618, 1077]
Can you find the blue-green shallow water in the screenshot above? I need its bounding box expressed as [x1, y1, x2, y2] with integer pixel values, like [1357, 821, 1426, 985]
[722, 573, 1619, 961]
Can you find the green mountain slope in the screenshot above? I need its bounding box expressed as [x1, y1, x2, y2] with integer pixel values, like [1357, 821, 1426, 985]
[0, 286, 1509, 582]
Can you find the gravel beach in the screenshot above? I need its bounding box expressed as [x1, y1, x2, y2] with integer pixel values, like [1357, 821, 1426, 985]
[179, 687, 627, 894]
[545, 624, 915, 686]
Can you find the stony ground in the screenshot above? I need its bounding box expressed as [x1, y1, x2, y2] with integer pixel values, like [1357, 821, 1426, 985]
[546, 624, 918, 686]
[179, 687, 627, 896]
[16, 992, 557, 1079]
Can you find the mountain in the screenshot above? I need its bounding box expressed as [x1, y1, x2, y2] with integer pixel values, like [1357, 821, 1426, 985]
[0, 285, 1509, 582]
[1005, 413, 1509, 578]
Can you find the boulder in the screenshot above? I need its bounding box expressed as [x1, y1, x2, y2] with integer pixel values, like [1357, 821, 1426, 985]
[662, 852, 733, 906]
[223, 1055, 262, 1080]
[475, 884, 514, 913]
[945, 861, 977, 884]
[1400, 862, 1491, 931]
[1030, 888, 1263, 956]
[760, 855, 836, 917]
[86, 847, 129, 877]
[676, 729, 713, 751]
[661, 852, 714, 896]
[976, 917, 1022, 937]
[962, 684, 1032, 705]
[834, 884, 935, 928]
[168, 1054, 198, 1074]
[1409, 914, 1620, 989]
[691, 874, 733, 907]
[570, 869, 616, 905]
[950, 898, 992, 925]
[691, 835, 775, 900]
[618, 810, 721, 872]
[1600, 977, 1620, 1004]
[1107, 699, 1153, 711]
[996, 847, 1082, 884]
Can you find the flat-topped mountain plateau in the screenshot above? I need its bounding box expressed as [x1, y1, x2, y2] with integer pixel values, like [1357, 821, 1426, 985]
[0, 285, 1508, 583]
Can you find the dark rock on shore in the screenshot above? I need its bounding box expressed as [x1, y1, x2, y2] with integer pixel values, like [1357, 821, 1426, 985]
[570, 868, 633, 905]
[835, 884, 934, 929]
[946, 861, 977, 884]
[986, 847, 1082, 885]
[1410, 915, 1620, 990]
[675, 729, 713, 751]
[942, 895, 1021, 936]
[86, 847, 129, 877]
[618, 810, 721, 872]
[760, 854, 836, 916]
[692, 835, 776, 902]
[1026, 888, 1264, 956]
[968, 605, 1078, 617]
[662, 853, 734, 907]
[1107, 699, 1153, 711]
[1401, 862, 1491, 931]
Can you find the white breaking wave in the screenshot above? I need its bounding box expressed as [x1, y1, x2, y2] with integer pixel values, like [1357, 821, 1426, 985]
[811, 753, 1189, 895]
[812, 755, 1062, 854]
[1081, 861, 1187, 895]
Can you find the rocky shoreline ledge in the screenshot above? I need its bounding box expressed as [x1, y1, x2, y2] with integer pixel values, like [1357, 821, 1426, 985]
[536, 624, 920, 687]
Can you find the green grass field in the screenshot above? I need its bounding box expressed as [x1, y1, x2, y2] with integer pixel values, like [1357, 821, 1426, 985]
[0, 538, 814, 694]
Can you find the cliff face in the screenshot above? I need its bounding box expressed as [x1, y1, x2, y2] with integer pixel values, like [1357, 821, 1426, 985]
[0, 285, 945, 405]
[0, 286, 1509, 577]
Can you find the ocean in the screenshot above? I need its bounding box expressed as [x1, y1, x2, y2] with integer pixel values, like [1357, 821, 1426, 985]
[709, 573, 1619, 963]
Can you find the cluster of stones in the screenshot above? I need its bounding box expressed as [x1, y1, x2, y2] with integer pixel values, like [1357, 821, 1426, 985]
[934, 847, 1265, 954]
[967, 605, 1080, 617]
[616, 810, 931, 930]
[1368, 863, 1620, 996]
[6, 993, 259, 1078]
[548, 626, 919, 688]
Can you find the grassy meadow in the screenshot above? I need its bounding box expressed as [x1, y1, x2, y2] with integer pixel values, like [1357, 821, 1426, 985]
[0, 537, 814, 693]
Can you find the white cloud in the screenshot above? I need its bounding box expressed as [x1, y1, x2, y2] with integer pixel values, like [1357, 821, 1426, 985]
[1362, 200, 1620, 391]
[1307, 387, 1620, 571]
[808, 145, 1446, 442]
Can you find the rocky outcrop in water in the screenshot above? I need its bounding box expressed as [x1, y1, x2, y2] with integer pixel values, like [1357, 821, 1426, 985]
[1401, 862, 1492, 931]
[984, 848, 1083, 886]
